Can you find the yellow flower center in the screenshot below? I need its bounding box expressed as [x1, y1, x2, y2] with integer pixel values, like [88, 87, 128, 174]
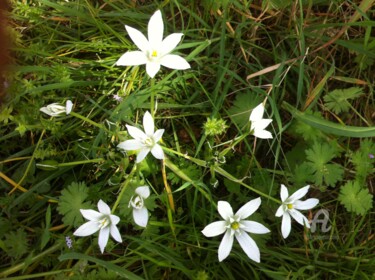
[99, 217, 109, 229]
[144, 137, 155, 147]
[287, 203, 293, 210]
[151, 50, 158, 57]
[231, 221, 240, 230]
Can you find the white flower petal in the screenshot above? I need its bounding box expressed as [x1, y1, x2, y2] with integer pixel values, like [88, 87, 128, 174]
[133, 207, 149, 227]
[275, 205, 285, 217]
[281, 212, 291, 239]
[148, 10, 163, 47]
[126, 125, 147, 141]
[116, 51, 148, 66]
[80, 209, 102, 221]
[294, 198, 319, 210]
[280, 184, 289, 202]
[136, 148, 150, 163]
[143, 111, 154, 136]
[110, 214, 120, 225]
[201, 221, 227, 237]
[151, 144, 164, 160]
[153, 129, 164, 142]
[146, 62, 161, 78]
[289, 209, 310, 228]
[97, 200, 111, 215]
[110, 223, 122, 243]
[73, 221, 100, 237]
[117, 139, 143, 151]
[160, 54, 190, 70]
[235, 197, 261, 219]
[160, 33, 183, 55]
[253, 128, 273, 139]
[218, 230, 234, 262]
[98, 227, 110, 253]
[135, 186, 150, 199]
[252, 119, 272, 131]
[217, 201, 234, 221]
[125, 25, 150, 53]
[288, 185, 310, 202]
[241, 221, 270, 234]
[235, 232, 260, 263]
[249, 103, 265, 122]
[66, 100, 73, 115]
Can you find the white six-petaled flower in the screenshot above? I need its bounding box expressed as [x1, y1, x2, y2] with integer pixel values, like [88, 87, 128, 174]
[249, 103, 273, 139]
[202, 198, 270, 262]
[73, 200, 122, 253]
[275, 184, 319, 239]
[117, 111, 164, 163]
[129, 186, 150, 227]
[116, 10, 190, 78]
[40, 100, 73, 117]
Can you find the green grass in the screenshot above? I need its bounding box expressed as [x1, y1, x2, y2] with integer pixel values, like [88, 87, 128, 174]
[1, 0, 374, 279]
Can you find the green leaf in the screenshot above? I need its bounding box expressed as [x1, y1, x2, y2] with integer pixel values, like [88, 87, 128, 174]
[305, 142, 344, 187]
[351, 139, 375, 184]
[338, 181, 373, 215]
[40, 205, 51, 250]
[4, 229, 29, 260]
[57, 182, 93, 227]
[323, 87, 363, 114]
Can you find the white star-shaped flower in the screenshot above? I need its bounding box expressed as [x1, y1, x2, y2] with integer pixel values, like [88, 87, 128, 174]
[117, 111, 164, 163]
[73, 200, 122, 253]
[202, 198, 270, 262]
[249, 103, 272, 139]
[40, 100, 73, 117]
[275, 184, 319, 239]
[116, 10, 190, 78]
[129, 186, 150, 227]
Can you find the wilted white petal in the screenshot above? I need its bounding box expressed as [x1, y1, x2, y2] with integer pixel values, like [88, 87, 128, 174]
[241, 221, 270, 234]
[136, 148, 150, 163]
[252, 119, 272, 132]
[125, 25, 150, 53]
[249, 103, 265, 122]
[98, 227, 110, 253]
[117, 139, 143, 151]
[153, 129, 165, 142]
[289, 209, 310, 228]
[294, 198, 319, 210]
[133, 207, 149, 227]
[148, 10, 163, 47]
[160, 54, 190, 70]
[288, 185, 310, 202]
[151, 144, 164, 160]
[135, 186, 150, 199]
[160, 33, 183, 55]
[235, 197, 261, 219]
[97, 200, 111, 215]
[280, 184, 289, 202]
[218, 201, 234, 221]
[253, 128, 273, 139]
[80, 209, 102, 221]
[275, 205, 285, 217]
[201, 221, 227, 237]
[66, 100, 73, 115]
[126, 125, 147, 141]
[218, 230, 234, 262]
[110, 224, 122, 243]
[73, 221, 100, 236]
[281, 212, 291, 239]
[146, 61, 161, 78]
[116, 51, 148, 66]
[143, 111, 154, 136]
[235, 232, 260, 263]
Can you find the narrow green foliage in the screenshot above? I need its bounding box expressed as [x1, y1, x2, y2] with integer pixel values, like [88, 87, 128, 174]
[305, 142, 344, 187]
[323, 87, 363, 114]
[227, 92, 262, 129]
[338, 181, 373, 215]
[57, 182, 93, 227]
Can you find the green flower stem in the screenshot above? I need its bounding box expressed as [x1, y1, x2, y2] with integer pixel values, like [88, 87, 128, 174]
[69, 111, 109, 133]
[163, 147, 281, 204]
[150, 78, 155, 117]
[56, 158, 104, 167]
[111, 164, 138, 213]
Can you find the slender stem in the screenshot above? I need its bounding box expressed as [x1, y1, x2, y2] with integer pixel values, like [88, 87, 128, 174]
[150, 78, 155, 117]
[69, 111, 110, 132]
[57, 158, 104, 167]
[111, 165, 138, 213]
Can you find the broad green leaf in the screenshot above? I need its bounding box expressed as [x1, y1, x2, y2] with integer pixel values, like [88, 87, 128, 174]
[338, 181, 373, 215]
